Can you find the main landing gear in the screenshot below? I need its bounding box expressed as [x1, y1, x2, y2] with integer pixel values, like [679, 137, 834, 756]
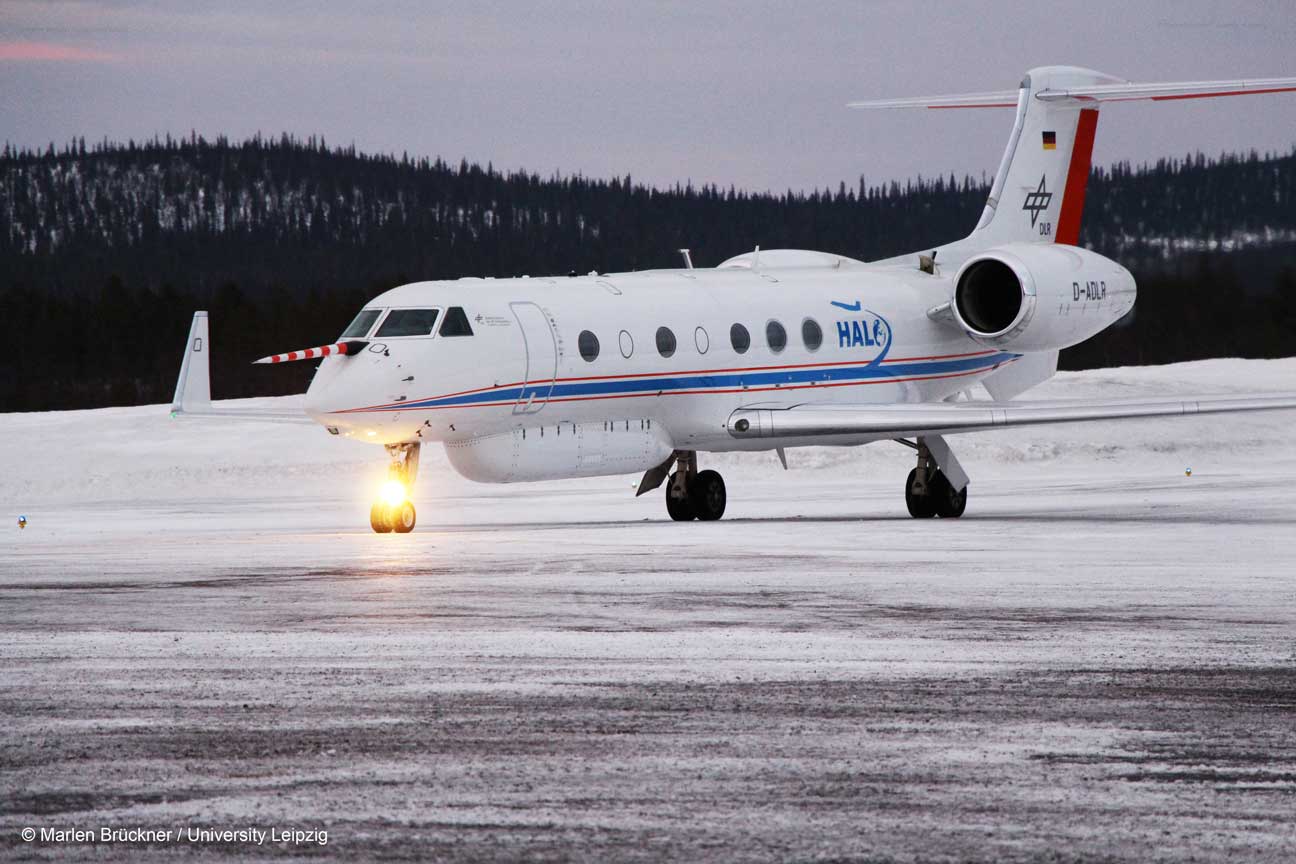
[903, 438, 966, 519]
[664, 451, 727, 521]
[370, 442, 420, 533]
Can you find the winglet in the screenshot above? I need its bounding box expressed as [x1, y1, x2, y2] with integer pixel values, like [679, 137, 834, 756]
[171, 311, 211, 415]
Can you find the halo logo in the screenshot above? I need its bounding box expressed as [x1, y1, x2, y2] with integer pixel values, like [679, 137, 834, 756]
[831, 303, 891, 349]
[837, 318, 887, 348]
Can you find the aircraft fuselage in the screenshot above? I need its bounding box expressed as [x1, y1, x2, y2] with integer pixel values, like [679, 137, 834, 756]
[304, 264, 1040, 480]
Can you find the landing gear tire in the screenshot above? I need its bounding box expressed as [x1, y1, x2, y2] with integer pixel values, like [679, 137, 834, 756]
[370, 500, 417, 533]
[370, 441, 420, 534]
[906, 468, 966, 519]
[392, 501, 417, 533]
[905, 468, 937, 519]
[689, 469, 727, 521]
[665, 472, 695, 521]
[929, 471, 967, 519]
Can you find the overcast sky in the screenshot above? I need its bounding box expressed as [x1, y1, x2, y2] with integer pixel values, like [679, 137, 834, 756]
[2, 0, 1294, 192]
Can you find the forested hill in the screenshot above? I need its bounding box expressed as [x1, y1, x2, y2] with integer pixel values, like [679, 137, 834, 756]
[2, 136, 1295, 411]
[4, 136, 1296, 278]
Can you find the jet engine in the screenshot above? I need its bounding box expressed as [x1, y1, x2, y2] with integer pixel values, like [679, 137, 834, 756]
[949, 242, 1136, 352]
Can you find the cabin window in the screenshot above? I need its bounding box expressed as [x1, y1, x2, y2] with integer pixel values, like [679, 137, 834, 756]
[802, 318, 823, 352]
[340, 309, 381, 338]
[730, 323, 750, 354]
[578, 330, 600, 362]
[656, 326, 677, 358]
[376, 308, 440, 337]
[766, 320, 787, 353]
[694, 326, 710, 354]
[619, 330, 634, 358]
[439, 306, 474, 337]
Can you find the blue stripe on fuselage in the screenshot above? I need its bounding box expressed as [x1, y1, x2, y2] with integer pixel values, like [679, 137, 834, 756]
[361, 352, 1018, 412]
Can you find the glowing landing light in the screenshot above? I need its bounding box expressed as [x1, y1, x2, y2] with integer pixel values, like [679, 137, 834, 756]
[380, 480, 409, 507]
[17, 515, 28, 529]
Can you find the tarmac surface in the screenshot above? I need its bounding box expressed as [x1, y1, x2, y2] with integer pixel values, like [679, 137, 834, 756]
[4, 482, 1296, 861]
[3, 360, 1296, 861]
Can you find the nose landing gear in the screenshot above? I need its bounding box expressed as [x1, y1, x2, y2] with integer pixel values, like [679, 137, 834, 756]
[371, 498, 416, 533]
[370, 442, 420, 533]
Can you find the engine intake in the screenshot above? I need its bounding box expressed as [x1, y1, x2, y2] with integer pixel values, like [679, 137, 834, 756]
[955, 258, 1026, 337]
[948, 243, 1135, 352]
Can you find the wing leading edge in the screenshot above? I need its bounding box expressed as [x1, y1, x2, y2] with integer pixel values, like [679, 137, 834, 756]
[727, 394, 1296, 440]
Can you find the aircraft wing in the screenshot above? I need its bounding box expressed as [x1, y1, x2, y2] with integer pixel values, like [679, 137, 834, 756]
[171, 311, 315, 425]
[727, 394, 1296, 440]
[169, 403, 314, 424]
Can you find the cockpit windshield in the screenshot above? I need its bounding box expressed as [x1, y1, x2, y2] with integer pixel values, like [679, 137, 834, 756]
[376, 308, 440, 337]
[438, 306, 474, 336]
[340, 309, 381, 339]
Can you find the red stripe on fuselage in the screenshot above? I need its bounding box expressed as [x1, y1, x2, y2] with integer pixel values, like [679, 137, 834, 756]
[1055, 108, 1098, 246]
[334, 349, 1004, 413]
[333, 362, 1014, 414]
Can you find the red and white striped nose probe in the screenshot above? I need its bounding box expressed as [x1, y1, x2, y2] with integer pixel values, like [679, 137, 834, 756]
[253, 340, 367, 364]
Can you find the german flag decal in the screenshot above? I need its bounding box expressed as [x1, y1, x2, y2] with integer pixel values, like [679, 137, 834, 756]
[1042, 130, 1057, 150]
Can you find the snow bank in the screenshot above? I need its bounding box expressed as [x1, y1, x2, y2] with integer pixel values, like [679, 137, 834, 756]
[1, 358, 1294, 514]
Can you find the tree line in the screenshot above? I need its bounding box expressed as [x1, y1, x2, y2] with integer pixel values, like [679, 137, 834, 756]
[1, 135, 1293, 411]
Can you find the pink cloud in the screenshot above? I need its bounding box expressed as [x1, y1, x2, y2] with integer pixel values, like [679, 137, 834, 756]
[0, 41, 118, 62]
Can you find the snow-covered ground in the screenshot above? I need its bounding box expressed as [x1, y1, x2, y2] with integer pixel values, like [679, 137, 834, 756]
[2, 358, 1296, 862]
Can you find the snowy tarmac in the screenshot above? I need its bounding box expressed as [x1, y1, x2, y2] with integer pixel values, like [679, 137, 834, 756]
[3, 358, 1296, 862]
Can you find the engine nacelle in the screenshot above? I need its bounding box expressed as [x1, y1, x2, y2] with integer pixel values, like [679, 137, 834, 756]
[950, 243, 1136, 352]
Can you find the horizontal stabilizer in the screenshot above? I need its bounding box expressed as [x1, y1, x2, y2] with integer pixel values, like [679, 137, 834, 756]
[848, 90, 1020, 110]
[850, 75, 1296, 110]
[1036, 76, 1296, 104]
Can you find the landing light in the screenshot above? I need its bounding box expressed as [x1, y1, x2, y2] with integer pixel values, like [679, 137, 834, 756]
[380, 480, 409, 507]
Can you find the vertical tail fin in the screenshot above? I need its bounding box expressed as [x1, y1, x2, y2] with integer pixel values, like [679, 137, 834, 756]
[851, 67, 1296, 267]
[966, 67, 1115, 249]
[171, 311, 211, 414]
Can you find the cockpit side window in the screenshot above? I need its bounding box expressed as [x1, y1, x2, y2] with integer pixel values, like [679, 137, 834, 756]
[340, 308, 381, 339]
[376, 308, 440, 337]
[439, 306, 475, 337]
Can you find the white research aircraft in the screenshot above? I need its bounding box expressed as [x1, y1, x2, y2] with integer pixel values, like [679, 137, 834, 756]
[171, 66, 1296, 533]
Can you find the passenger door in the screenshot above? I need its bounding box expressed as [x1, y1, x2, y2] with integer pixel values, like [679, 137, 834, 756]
[509, 301, 557, 414]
